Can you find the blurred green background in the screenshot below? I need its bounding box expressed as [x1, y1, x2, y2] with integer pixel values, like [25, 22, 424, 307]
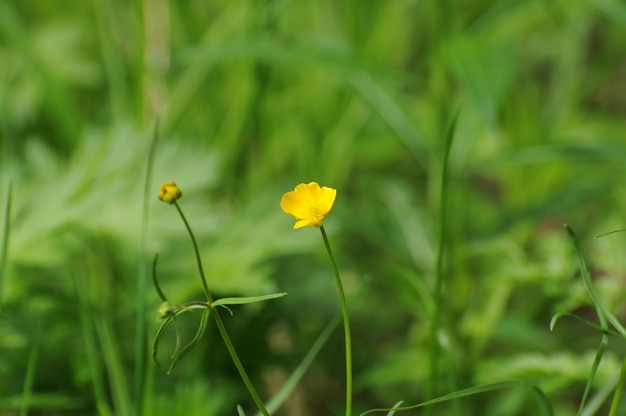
[2, 0, 626, 415]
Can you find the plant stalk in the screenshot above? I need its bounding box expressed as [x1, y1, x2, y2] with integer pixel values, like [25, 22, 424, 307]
[173, 201, 269, 415]
[320, 225, 352, 416]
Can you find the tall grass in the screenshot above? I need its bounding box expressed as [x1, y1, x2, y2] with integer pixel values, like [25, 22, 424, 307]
[1, 0, 626, 414]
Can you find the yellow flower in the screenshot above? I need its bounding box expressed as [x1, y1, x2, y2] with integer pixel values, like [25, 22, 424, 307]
[159, 181, 182, 204]
[280, 182, 336, 229]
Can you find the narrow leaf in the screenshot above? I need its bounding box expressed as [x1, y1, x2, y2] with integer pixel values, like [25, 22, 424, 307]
[0, 181, 12, 304]
[531, 386, 554, 416]
[151, 254, 168, 303]
[360, 381, 526, 414]
[565, 224, 612, 414]
[550, 312, 623, 338]
[167, 308, 211, 374]
[565, 225, 626, 337]
[212, 293, 287, 307]
[152, 316, 174, 367]
[259, 317, 339, 415]
[386, 401, 405, 416]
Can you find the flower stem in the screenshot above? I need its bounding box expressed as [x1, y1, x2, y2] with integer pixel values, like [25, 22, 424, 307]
[173, 201, 213, 304]
[320, 225, 352, 416]
[212, 310, 270, 416]
[172, 201, 269, 415]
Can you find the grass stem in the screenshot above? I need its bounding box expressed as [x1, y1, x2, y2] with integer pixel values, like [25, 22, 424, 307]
[608, 356, 626, 416]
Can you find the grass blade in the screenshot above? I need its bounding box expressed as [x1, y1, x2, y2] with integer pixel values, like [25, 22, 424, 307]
[361, 380, 526, 415]
[565, 225, 626, 337]
[531, 385, 554, 416]
[564, 224, 613, 414]
[258, 317, 339, 415]
[96, 316, 132, 416]
[429, 109, 460, 401]
[349, 72, 430, 168]
[135, 117, 160, 416]
[608, 357, 626, 416]
[20, 321, 41, 416]
[0, 181, 12, 305]
[550, 312, 623, 339]
[386, 401, 405, 416]
[72, 270, 113, 416]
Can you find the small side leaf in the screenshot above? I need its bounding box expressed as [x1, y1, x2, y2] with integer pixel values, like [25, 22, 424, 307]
[565, 225, 626, 337]
[360, 381, 526, 415]
[152, 316, 175, 367]
[550, 312, 623, 338]
[213, 293, 287, 308]
[167, 308, 211, 374]
[152, 254, 168, 303]
[386, 401, 404, 416]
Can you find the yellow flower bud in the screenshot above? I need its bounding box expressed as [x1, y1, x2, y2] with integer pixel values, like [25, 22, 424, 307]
[159, 181, 182, 204]
[280, 182, 336, 229]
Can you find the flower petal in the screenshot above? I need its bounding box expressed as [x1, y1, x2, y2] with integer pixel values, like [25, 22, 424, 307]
[280, 182, 337, 229]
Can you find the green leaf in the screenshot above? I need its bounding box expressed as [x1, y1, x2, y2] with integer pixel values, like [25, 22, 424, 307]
[0, 181, 12, 304]
[258, 317, 339, 415]
[531, 386, 554, 416]
[152, 316, 174, 367]
[212, 293, 287, 307]
[360, 381, 529, 415]
[167, 308, 211, 374]
[550, 312, 623, 339]
[386, 401, 404, 416]
[565, 225, 626, 337]
[151, 253, 168, 303]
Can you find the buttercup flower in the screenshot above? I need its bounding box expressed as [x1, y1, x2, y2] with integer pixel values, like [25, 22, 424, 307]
[280, 182, 336, 229]
[159, 181, 182, 204]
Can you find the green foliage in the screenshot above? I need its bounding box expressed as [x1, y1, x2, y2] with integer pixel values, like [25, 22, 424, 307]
[2, 0, 626, 415]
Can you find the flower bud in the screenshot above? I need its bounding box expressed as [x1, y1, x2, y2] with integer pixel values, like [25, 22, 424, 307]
[157, 301, 174, 319]
[159, 181, 182, 204]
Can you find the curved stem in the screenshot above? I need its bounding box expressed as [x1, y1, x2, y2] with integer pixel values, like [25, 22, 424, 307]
[172, 201, 269, 415]
[320, 225, 352, 416]
[173, 201, 213, 304]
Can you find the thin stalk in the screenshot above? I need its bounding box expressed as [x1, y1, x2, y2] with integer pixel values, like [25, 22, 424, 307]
[320, 225, 352, 416]
[173, 201, 269, 415]
[428, 111, 458, 403]
[20, 321, 40, 416]
[212, 311, 270, 416]
[0, 181, 12, 305]
[135, 116, 160, 416]
[608, 356, 626, 416]
[173, 201, 213, 304]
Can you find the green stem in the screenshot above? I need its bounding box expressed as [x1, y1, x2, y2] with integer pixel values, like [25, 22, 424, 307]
[173, 201, 213, 304]
[608, 356, 626, 416]
[135, 117, 160, 416]
[428, 111, 458, 406]
[173, 201, 269, 415]
[0, 180, 12, 306]
[320, 225, 352, 416]
[213, 311, 270, 416]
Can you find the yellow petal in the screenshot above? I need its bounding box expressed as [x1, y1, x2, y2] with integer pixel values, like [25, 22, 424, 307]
[280, 182, 337, 229]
